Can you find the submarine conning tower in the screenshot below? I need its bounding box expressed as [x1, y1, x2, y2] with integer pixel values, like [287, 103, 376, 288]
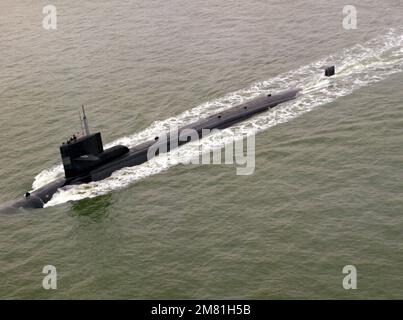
[60, 131, 130, 179]
[60, 132, 104, 178]
[60, 107, 129, 179]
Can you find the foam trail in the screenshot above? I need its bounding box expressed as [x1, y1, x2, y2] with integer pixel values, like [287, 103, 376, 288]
[35, 30, 403, 207]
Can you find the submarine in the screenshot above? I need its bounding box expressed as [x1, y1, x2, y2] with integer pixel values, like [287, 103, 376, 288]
[1, 66, 335, 210]
[3, 90, 298, 210]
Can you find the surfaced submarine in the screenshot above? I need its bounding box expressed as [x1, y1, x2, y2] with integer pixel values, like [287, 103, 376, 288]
[1, 66, 335, 210]
[0, 62, 336, 211]
[3, 90, 298, 210]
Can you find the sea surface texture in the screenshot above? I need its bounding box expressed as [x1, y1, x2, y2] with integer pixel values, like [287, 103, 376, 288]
[0, 0, 403, 298]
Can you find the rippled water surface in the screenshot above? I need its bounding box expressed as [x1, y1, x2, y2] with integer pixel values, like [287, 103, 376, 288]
[1, 0, 403, 299]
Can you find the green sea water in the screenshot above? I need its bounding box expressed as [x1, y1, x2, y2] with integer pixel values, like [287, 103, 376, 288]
[0, 0, 403, 299]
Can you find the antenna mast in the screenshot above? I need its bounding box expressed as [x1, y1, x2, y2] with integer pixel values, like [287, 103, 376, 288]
[78, 111, 84, 136]
[81, 105, 90, 136]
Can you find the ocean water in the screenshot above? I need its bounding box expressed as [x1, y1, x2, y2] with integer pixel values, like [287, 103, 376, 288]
[1, 0, 403, 299]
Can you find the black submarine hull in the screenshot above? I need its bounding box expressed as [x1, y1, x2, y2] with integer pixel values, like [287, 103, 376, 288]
[2, 89, 300, 210]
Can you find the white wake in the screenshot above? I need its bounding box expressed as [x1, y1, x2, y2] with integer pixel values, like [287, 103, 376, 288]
[32, 29, 403, 207]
